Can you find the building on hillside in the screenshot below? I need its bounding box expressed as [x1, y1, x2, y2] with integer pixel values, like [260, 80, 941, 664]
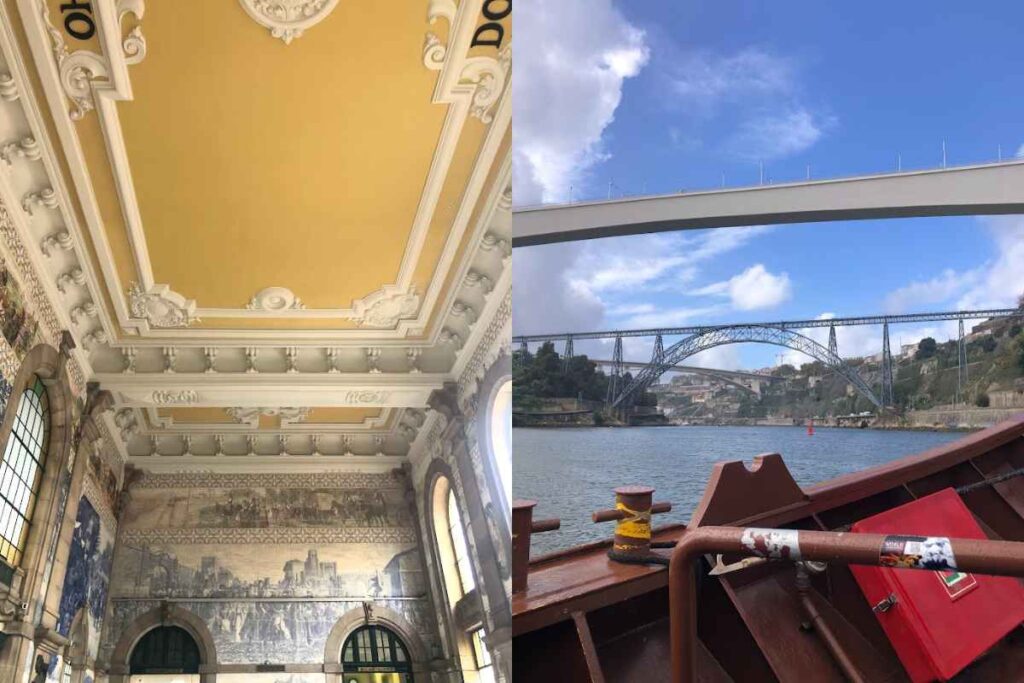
[0, 3, 511, 682]
[989, 388, 1024, 410]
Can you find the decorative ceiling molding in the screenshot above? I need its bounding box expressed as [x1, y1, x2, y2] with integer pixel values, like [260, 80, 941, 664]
[236, 0, 341, 45]
[425, 0, 511, 124]
[98, 372, 446, 409]
[0, 0, 511, 474]
[0, 136, 41, 166]
[39, 0, 146, 120]
[130, 430, 410, 458]
[142, 405, 396, 434]
[128, 454, 405, 474]
[150, 389, 199, 404]
[422, 0, 456, 70]
[350, 286, 420, 328]
[128, 282, 199, 328]
[226, 406, 310, 425]
[246, 286, 305, 311]
[10, 0, 512, 345]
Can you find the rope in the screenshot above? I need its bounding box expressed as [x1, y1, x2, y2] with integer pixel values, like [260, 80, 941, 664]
[608, 549, 670, 566]
[956, 466, 1024, 494]
[614, 502, 652, 540]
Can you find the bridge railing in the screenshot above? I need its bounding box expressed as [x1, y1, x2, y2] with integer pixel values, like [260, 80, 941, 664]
[514, 155, 1024, 211]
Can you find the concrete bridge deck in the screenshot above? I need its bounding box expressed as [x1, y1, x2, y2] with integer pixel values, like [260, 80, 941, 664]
[513, 160, 1024, 246]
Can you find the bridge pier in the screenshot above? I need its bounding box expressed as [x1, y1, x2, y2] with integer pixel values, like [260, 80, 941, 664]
[957, 319, 968, 405]
[881, 322, 894, 407]
[606, 335, 623, 404]
[514, 340, 528, 371]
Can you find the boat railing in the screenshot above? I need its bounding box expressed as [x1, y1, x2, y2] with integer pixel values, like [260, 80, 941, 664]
[667, 526, 1024, 683]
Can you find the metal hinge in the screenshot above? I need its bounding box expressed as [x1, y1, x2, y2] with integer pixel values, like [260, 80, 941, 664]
[872, 593, 898, 613]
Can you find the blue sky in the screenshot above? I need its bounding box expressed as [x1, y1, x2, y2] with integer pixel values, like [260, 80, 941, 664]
[513, 1, 1024, 370]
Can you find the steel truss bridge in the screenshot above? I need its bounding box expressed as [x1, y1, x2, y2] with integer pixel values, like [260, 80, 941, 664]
[589, 360, 783, 396]
[513, 308, 1024, 411]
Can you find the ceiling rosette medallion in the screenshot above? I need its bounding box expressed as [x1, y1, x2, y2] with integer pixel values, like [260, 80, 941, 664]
[237, 0, 341, 45]
[351, 287, 420, 328]
[247, 286, 305, 311]
[128, 283, 199, 328]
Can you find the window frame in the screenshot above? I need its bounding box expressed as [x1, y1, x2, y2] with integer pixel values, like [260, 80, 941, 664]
[470, 628, 496, 683]
[0, 375, 49, 568]
[446, 486, 476, 598]
[341, 624, 412, 674]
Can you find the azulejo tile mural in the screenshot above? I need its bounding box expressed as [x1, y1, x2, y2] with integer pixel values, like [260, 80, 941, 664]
[0, 263, 39, 358]
[57, 496, 115, 658]
[102, 471, 439, 665]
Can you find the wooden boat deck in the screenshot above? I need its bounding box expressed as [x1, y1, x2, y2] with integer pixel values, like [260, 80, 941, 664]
[513, 415, 1024, 682]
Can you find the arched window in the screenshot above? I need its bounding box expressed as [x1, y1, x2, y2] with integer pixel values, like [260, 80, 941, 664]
[431, 476, 475, 611]
[488, 379, 512, 511]
[0, 376, 49, 566]
[341, 624, 412, 681]
[129, 626, 201, 674]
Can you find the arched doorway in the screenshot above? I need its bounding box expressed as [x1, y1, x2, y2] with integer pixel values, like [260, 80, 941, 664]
[341, 624, 413, 683]
[127, 626, 201, 682]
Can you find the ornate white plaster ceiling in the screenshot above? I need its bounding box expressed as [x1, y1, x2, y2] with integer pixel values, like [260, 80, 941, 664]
[0, 0, 512, 470]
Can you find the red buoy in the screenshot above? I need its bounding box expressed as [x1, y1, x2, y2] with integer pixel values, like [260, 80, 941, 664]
[807, 418, 815, 436]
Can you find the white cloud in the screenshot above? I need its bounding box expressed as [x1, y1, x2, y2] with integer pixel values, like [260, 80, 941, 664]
[513, 0, 649, 205]
[727, 108, 833, 161]
[691, 264, 792, 310]
[622, 305, 728, 329]
[884, 268, 980, 313]
[955, 216, 1024, 309]
[660, 46, 832, 163]
[670, 48, 795, 110]
[513, 243, 606, 336]
[607, 303, 656, 316]
[687, 345, 744, 371]
[883, 216, 1024, 314]
[514, 227, 772, 337]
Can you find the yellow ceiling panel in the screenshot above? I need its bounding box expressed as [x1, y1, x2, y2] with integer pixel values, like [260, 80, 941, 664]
[116, 1, 448, 310]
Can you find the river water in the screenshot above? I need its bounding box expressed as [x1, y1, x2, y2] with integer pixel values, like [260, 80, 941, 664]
[513, 425, 966, 555]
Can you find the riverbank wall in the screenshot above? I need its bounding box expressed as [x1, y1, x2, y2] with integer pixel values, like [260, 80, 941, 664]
[904, 406, 1024, 429]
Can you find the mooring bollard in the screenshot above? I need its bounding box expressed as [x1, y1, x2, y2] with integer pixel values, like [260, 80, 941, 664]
[593, 485, 674, 565]
[512, 499, 560, 593]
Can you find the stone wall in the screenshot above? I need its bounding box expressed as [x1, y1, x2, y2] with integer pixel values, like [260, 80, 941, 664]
[905, 406, 1024, 429]
[989, 388, 1024, 409]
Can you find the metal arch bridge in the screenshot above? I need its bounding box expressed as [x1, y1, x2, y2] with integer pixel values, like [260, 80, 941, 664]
[513, 308, 1024, 410]
[609, 325, 882, 409]
[589, 360, 783, 396]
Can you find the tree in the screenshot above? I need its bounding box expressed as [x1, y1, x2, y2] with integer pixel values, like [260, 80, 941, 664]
[773, 364, 797, 377]
[800, 361, 826, 375]
[1018, 333, 1024, 373]
[915, 337, 938, 360]
[512, 341, 611, 403]
[975, 393, 990, 408]
[1017, 291, 1024, 310]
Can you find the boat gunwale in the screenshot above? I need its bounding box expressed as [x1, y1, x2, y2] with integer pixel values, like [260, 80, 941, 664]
[513, 415, 1024, 633]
